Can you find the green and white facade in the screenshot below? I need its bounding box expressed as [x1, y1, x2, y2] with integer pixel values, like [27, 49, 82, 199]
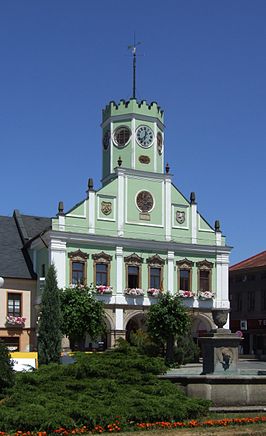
[31, 98, 231, 348]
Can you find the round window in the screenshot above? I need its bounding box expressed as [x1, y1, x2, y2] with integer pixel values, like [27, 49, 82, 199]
[113, 126, 131, 148]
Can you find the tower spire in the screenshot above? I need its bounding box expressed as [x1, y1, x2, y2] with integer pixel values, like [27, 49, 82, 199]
[128, 34, 141, 99]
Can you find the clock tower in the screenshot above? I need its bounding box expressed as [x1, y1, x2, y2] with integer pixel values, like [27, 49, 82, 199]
[101, 98, 165, 183]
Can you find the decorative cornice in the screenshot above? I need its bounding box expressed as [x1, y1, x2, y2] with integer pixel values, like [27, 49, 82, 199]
[196, 259, 214, 269]
[124, 253, 143, 265]
[92, 251, 112, 263]
[176, 258, 194, 268]
[146, 254, 165, 266]
[40, 230, 232, 256]
[68, 249, 89, 260]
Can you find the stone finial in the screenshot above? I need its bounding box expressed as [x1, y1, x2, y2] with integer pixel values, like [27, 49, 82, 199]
[88, 178, 94, 191]
[165, 162, 170, 174]
[190, 192, 196, 204]
[58, 201, 64, 215]
[118, 156, 122, 167]
[215, 220, 221, 232]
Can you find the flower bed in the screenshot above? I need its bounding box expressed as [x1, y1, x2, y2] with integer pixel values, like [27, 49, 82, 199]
[124, 288, 144, 296]
[5, 315, 26, 327]
[177, 290, 194, 298]
[95, 285, 113, 295]
[198, 291, 214, 300]
[147, 288, 162, 297]
[1, 415, 265, 434]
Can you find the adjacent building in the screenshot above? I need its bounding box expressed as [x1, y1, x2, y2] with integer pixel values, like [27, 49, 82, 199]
[1, 97, 231, 350]
[230, 251, 266, 356]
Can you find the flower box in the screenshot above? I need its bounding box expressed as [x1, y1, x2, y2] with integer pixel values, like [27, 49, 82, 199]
[124, 288, 144, 296]
[147, 288, 162, 297]
[6, 315, 26, 328]
[177, 290, 194, 298]
[95, 285, 113, 295]
[198, 291, 214, 300]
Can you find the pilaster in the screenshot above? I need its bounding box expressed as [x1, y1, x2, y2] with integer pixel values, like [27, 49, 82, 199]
[191, 204, 197, 244]
[167, 250, 175, 294]
[117, 169, 125, 236]
[115, 307, 124, 330]
[48, 239, 67, 289]
[165, 176, 172, 241]
[216, 253, 230, 328]
[88, 191, 96, 234]
[116, 246, 123, 294]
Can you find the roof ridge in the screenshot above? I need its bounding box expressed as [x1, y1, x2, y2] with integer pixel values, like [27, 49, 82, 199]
[230, 250, 266, 270]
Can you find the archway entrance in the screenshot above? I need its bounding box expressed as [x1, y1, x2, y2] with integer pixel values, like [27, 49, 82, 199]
[126, 313, 147, 342]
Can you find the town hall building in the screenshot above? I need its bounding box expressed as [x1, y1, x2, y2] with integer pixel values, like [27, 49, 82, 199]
[0, 94, 231, 351]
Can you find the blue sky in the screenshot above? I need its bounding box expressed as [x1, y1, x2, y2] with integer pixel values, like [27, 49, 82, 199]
[0, 0, 265, 265]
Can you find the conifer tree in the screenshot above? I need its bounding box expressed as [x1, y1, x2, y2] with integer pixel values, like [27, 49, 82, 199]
[0, 340, 14, 394]
[38, 264, 62, 364]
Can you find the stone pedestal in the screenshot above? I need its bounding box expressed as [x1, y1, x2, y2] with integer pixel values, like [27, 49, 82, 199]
[199, 309, 242, 375]
[199, 330, 242, 374]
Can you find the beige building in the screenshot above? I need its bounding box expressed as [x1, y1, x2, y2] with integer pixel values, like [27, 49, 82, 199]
[0, 212, 50, 351]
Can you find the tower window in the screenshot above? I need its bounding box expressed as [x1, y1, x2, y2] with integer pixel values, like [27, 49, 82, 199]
[113, 126, 131, 148]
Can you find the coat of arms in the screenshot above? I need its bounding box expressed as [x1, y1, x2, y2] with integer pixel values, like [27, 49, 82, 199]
[176, 210, 185, 224]
[101, 201, 112, 215]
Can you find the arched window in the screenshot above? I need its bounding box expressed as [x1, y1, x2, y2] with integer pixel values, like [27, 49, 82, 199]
[124, 253, 143, 289]
[176, 259, 194, 291]
[68, 250, 89, 286]
[92, 252, 112, 286]
[146, 254, 165, 290]
[196, 260, 213, 292]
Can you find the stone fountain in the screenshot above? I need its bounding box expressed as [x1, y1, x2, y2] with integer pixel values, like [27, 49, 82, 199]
[199, 309, 242, 375]
[160, 309, 266, 407]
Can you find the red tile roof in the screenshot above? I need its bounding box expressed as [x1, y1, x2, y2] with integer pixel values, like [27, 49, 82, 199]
[230, 251, 266, 271]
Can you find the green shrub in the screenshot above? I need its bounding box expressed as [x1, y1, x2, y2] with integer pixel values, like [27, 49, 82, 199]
[0, 340, 14, 396]
[0, 349, 209, 432]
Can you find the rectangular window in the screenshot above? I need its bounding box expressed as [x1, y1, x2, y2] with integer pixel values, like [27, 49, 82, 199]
[0, 337, 19, 352]
[7, 293, 21, 317]
[179, 269, 190, 291]
[199, 270, 210, 292]
[150, 267, 161, 289]
[128, 266, 139, 288]
[261, 289, 266, 311]
[72, 262, 85, 285]
[236, 293, 242, 312]
[247, 291, 255, 312]
[96, 263, 108, 286]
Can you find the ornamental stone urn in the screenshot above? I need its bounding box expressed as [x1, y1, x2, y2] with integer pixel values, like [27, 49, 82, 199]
[211, 309, 230, 331]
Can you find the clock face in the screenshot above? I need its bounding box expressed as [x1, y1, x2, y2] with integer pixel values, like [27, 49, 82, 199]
[157, 131, 163, 155]
[136, 191, 154, 213]
[113, 126, 131, 148]
[103, 129, 110, 150]
[136, 125, 154, 148]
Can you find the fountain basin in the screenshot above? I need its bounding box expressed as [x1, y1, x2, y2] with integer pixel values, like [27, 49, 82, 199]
[159, 372, 266, 407]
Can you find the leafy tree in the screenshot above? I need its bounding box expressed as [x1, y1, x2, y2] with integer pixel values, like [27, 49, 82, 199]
[0, 340, 14, 394]
[60, 287, 106, 350]
[147, 292, 191, 364]
[38, 264, 62, 365]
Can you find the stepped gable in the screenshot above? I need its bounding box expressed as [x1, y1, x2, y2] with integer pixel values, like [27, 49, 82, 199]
[230, 250, 266, 271]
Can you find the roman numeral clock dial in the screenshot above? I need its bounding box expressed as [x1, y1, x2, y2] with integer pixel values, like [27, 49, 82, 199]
[136, 125, 154, 148]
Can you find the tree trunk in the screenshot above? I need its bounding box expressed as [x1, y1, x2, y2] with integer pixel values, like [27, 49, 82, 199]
[165, 334, 175, 364]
